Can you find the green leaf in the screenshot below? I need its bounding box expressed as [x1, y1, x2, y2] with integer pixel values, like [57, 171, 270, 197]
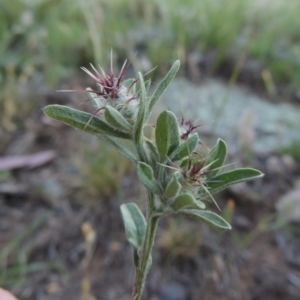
[155, 111, 180, 160]
[197, 200, 206, 209]
[164, 172, 181, 199]
[179, 209, 232, 231]
[171, 133, 199, 161]
[99, 135, 137, 164]
[137, 162, 162, 195]
[202, 168, 264, 196]
[146, 140, 160, 165]
[205, 139, 227, 179]
[43, 105, 131, 139]
[147, 60, 180, 119]
[104, 105, 133, 132]
[134, 72, 147, 145]
[144, 79, 151, 93]
[180, 157, 189, 169]
[120, 203, 147, 250]
[172, 193, 205, 210]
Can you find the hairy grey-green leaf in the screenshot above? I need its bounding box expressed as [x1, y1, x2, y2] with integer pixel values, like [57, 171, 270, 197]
[179, 209, 232, 231]
[144, 79, 151, 93]
[43, 105, 131, 139]
[205, 138, 227, 179]
[164, 172, 181, 199]
[99, 135, 137, 163]
[147, 60, 180, 119]
[134, 72, 147, 145]
[120, 203, 147, 250]
[104, 105, 133, 132]
[201, 168, 264, 197]
[172, 193, 205, 210]
[137, 162, 162, 195]
[180, 157, 189, 169]
[171, 133, 199, 161]
[197, 200, 206, 209]
[146, 140, 160, 166]
[155, 111, 180, 161]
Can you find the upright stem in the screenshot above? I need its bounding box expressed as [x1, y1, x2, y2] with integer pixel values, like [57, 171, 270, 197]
[132, 208, 159, 300]
[133, 135, 158, 299]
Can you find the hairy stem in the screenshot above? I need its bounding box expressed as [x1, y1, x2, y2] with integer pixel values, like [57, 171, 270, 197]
[132, 209, 159, 300]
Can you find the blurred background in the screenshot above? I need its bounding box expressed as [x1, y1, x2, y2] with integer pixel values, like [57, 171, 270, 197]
[0, 0, 300, 299]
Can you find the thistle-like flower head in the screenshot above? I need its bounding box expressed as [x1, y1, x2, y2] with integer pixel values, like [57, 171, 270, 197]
[82, 54, 139, 123]
[176, 155, 221, 210]
[182, 156, 210, 183]
[81, 59, 129, 101]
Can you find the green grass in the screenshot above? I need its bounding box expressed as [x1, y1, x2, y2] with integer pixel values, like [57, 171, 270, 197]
[2, 0, 299, 180]
[1, 0, 300, 90]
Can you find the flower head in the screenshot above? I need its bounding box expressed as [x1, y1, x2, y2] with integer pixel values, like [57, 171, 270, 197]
[176, 154, 221, 210]
[81, 59, 128, 101]
[181, 156, 210, 184]
[82, 54, 139, 123]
